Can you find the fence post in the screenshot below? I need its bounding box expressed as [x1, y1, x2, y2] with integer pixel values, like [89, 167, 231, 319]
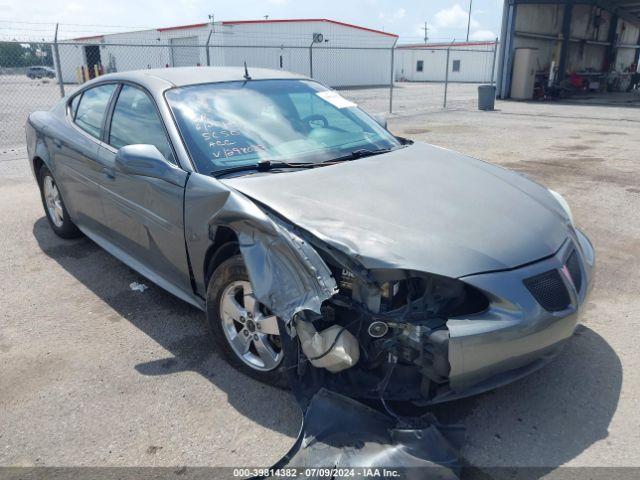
[53, 23, 65, 98]
[443, 46, 450, 108]
[309, 41, 314, 78]
[389, 38, 398, 114]
[490, 37, 498, 85]
[205, 29, 213, 66]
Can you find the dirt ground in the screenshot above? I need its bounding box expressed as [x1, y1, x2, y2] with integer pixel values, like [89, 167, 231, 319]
[1, 83, 639, 474]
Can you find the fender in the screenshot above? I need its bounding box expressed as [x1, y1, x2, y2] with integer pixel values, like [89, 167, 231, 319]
[184, 172, 336, 321]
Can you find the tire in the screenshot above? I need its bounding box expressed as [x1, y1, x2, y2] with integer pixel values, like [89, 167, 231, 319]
[37, 165, 81, 239]
[206, 254, 288, 388]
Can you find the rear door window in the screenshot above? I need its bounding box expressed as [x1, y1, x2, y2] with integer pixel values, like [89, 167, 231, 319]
[74, 84, 117, 139]
[69, 94, 81, 119]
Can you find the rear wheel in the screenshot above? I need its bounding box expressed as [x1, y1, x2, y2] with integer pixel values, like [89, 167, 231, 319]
[206, 255, 287, 388]
[38, 165, 81, 239]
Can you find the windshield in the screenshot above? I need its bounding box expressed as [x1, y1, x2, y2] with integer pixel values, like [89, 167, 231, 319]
[165, 79, 401, 174]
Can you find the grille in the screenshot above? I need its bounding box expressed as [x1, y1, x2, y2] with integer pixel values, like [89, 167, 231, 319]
[523, 269, 571, 312]
[565, 250, 583, 293]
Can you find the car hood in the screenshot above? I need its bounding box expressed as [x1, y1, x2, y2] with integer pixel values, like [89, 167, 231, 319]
[222, 142, 570, 278]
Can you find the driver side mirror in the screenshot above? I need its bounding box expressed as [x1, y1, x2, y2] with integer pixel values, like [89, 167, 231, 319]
[373, 113, 387, 130]
[115, 144, 187, 187]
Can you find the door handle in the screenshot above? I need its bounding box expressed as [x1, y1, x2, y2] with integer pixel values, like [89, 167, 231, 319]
[52, 138, 62, 149]
[101, 167, 115, 180]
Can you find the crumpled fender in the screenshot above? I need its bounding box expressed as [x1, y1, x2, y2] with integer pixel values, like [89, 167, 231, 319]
[184, 172, 336, 320]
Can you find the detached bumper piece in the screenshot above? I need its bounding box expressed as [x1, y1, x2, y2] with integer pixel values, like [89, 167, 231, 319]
[269, 389, 462, 480]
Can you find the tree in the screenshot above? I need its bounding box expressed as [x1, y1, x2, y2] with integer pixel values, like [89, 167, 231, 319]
[0, 41, 27, 68]
[23, 42, 54, 67]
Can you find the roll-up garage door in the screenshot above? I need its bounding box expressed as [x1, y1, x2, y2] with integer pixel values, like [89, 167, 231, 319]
[170, 36, 200, 67]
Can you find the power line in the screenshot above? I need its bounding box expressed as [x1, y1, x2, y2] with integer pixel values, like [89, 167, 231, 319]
[0, 20, 152, 29]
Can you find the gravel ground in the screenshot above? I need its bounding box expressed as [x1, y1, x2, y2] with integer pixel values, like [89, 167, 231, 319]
[1, 83, 639, 474]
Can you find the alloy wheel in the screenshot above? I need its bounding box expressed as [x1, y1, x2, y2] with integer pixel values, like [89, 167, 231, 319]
[219, 280, 283, 371]
[43, 175, 64, 228]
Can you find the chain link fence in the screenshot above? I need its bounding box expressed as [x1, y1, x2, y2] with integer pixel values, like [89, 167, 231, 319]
[1, 38, 498, 152]
[393, 41, 499, 113]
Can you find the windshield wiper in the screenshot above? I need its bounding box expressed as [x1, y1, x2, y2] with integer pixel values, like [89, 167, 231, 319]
[213, 149, 394, 178]
[212, 160, 316, 178]
[323, 148, 392, 164]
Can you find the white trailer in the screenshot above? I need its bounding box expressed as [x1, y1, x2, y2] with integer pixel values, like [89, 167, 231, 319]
[394, 41, 499, 83]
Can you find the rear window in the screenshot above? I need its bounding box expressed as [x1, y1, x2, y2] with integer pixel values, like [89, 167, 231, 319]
[74, 84, 117, 139]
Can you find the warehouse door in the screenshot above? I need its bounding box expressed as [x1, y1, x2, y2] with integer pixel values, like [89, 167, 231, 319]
[84, 45, 102, 78]
[170, 36, 200, 67]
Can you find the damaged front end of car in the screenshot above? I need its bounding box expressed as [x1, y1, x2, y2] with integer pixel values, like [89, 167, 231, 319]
[185, 184, 467, 472]
[215, 198, 487, 409]
[283, 258, 491, 407]
[186, 172, 592, 474]
[230, 214, 470, 475]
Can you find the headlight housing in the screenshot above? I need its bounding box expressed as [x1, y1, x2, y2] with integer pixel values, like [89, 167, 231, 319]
[548, 189, 574, 225]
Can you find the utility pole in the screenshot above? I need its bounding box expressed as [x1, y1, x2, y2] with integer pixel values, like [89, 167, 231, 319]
[466, 0, 473, 42]
[421, 21, 429, 44]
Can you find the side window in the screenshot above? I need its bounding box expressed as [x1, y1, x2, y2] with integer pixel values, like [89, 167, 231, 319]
[452, 60, 461, 72]
[417, 60, 424, 72]
[109, 85, 174, 163]
[74, 84, 117, 139]
[69, 94, 81, 119]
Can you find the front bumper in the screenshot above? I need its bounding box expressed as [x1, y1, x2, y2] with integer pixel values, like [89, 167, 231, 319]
[438, 228, 595, 400]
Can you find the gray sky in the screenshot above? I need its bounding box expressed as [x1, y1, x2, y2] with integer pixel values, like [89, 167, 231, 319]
[1, 0, 503, 42]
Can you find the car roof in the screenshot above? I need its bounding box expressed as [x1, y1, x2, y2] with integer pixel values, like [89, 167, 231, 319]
[86, 66, 310, 91]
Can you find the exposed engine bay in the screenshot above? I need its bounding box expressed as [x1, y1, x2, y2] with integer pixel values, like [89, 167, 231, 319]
[283, 247, 490, 406]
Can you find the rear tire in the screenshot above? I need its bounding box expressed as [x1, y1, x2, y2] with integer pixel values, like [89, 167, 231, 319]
[37, 165, 81, 239]
[206, 255, 288, 389]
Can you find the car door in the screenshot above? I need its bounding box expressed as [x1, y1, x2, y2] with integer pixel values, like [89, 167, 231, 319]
[97, 83, 192, 299]
[52, 83, 117, 237]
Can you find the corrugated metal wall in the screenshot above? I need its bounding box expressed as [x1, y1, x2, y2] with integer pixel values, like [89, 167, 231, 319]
[57, 21, 396, 88]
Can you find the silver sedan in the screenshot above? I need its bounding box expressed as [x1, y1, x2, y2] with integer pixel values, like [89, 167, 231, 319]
[26, 67, 594, 404]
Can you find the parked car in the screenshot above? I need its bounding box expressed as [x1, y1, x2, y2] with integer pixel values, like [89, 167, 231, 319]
[25, 67, 594, 404]
[26, 66, 56, 79]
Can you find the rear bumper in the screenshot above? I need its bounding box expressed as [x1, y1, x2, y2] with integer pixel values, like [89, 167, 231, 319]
[440, 228, 594, 398]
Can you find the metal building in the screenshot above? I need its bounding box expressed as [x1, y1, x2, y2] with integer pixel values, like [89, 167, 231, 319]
[394, 41, 499, 83]
[55, 19, 398, 88]
[497, 0, 640, 98]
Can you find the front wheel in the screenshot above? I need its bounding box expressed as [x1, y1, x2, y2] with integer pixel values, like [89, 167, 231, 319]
[206, 255, 288, 388]
[38, 165, 81, 239]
